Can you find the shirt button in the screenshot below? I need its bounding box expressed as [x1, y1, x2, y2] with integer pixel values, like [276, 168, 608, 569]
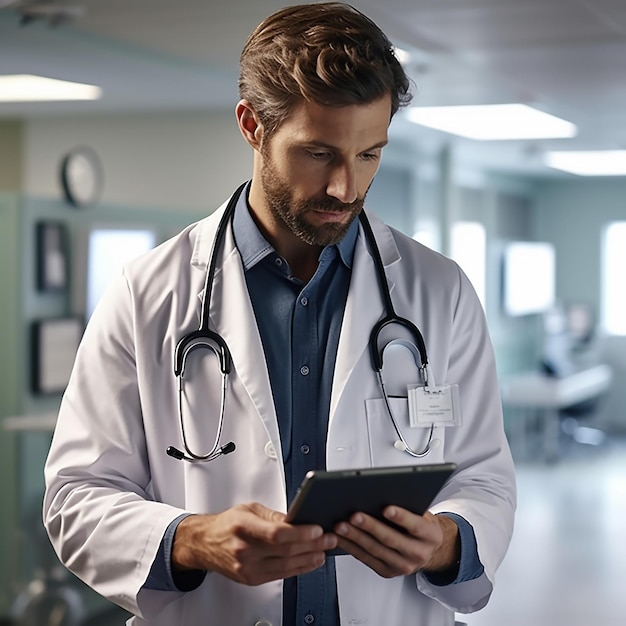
[300, 444, 310, 455]
[304, 615, 315, 624]
[300, 296, 308, 306]
[275, 257, 283, 266]
[300, 365, 310, 376]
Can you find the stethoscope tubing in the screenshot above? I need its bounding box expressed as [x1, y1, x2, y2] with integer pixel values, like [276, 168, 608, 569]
[168, 183, 435, 462]
[167, 184, 246, 463]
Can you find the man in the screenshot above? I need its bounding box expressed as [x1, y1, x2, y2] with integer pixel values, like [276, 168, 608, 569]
[43, 3, 516, 625]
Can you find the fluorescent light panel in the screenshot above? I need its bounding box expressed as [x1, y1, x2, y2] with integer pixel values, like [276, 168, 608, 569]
[545, 150, 626, 176]
[406, 103, 577, 140]
[0, 74, 102, 102]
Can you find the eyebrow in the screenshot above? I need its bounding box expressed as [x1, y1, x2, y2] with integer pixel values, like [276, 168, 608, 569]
[304, 139, 388, 152]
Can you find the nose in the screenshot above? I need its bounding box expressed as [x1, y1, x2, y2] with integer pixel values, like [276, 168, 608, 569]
[326, 162, 358, 204]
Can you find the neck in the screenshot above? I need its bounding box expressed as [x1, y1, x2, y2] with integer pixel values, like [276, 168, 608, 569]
[279, 241, 321, 283]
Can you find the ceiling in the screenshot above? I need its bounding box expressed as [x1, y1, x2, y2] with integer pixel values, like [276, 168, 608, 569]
[2, 0, 626, 178]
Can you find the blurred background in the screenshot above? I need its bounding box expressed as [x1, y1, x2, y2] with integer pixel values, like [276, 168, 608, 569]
[1, 0, 625, 624]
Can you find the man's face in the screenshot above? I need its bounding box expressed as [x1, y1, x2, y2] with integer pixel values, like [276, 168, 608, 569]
[256, 96, 391, 248]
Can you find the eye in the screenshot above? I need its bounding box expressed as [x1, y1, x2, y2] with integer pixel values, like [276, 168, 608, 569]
[306, 150, 333, 160]
[360, 150, 381, 162]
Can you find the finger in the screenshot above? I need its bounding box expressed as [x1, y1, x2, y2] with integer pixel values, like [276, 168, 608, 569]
[334, 532, 397, 578]
[263, 532, 338, 560]
[239, 503, 334, 554]
[335, 516, 424, 576]
[253, 534, 337, 583]
[246, 501, 287, 524]
[260, 550, 329, 583]
[382, 506, 437, 540]
[349, 513, 415, 555]
[337, 516, 406, 563]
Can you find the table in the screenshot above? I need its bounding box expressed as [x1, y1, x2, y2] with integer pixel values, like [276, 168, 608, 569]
[499, 364, 613, 461]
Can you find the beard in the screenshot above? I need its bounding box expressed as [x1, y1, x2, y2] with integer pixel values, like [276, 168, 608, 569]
[260, 161, 366, 248]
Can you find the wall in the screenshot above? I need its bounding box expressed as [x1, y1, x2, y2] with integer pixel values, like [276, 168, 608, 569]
[0, 193, 21, 614]
[0, 121, 23, 614]
[24, 110, 252, 211]
[484, 175, 545, 376]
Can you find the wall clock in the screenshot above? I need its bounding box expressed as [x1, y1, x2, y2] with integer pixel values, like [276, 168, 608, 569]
[60, 146, 104, 208]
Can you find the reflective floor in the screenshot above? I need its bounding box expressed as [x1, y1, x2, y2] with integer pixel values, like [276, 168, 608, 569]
[460, 434, 626, 626]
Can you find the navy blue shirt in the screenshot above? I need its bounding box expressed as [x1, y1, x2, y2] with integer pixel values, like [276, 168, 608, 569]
[234, 190, 356, 626]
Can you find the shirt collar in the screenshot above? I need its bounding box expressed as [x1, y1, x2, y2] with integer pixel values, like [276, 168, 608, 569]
[232, 184, 358, 271]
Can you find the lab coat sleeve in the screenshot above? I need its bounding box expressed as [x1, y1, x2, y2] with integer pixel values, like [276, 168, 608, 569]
[42, 270, 188, 617]
[415, 262, 517, 613]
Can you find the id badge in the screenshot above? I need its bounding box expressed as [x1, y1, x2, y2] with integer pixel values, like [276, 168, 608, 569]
[407, 384, 462, 427]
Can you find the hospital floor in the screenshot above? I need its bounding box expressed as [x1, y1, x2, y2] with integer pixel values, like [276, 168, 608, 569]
[460, 433, 626, 626]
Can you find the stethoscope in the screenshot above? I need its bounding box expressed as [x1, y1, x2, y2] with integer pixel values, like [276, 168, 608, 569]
[166, 182, 435, 462]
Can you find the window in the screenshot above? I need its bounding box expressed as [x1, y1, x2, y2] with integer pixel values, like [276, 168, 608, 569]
[502, 241, 555, 317]
[450, 221, 486, 307]
[412, 229, 439, 252]
[602, 222, 626, 335]
[87, 228, 156, 318]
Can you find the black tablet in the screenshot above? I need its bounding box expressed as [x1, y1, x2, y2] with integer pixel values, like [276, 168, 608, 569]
[286, 462, 456, 554]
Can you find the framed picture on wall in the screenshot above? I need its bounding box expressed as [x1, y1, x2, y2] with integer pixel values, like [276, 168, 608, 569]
[31, 317, 83, 394]
[36, 221, 69, 292]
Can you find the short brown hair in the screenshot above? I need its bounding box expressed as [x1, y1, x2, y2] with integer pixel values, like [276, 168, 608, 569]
[239, 2, 412, 137]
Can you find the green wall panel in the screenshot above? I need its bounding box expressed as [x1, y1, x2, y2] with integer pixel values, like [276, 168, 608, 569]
[0, 193, 22, 613]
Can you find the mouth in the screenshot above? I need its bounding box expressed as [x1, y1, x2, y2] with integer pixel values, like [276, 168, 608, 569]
[309, 209, 354, 223]
[312, 210, 350, 222]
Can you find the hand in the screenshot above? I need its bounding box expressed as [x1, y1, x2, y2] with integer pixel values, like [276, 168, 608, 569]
[334, 507, 460, 579]
[171, 502, 337, 586]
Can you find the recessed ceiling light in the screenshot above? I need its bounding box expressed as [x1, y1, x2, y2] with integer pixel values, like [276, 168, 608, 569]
[405, 103, 577, 141]
[0, 74, 102, 102]
[544, 150, 626, 176]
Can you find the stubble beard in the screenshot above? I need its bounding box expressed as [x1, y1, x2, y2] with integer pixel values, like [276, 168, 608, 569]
[260, 162, 365, 248]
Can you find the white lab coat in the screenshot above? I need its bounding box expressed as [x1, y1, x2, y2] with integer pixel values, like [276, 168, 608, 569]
[43, 193, 516, 626]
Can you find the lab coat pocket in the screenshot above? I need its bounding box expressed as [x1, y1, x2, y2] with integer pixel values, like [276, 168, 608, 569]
[365, 397, 444, 467]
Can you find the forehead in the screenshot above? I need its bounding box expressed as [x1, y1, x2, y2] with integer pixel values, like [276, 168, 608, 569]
[275, 96, 392, 150]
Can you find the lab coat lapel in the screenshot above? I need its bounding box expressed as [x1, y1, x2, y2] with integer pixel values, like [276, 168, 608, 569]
[329, 212, 400, 424]
[191, 207, 281, 451]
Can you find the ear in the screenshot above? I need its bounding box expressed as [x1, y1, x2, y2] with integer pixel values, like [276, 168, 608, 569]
[235, 99, 263, 150]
